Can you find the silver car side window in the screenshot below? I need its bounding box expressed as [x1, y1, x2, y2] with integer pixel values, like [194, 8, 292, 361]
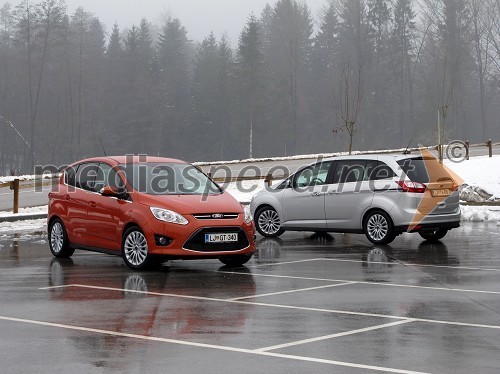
[294, 162, 332, 188]
[333, 161, 366, 184]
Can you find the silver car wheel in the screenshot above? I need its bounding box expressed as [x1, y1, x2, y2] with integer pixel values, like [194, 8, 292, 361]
[124, 231, 148, 266]
[258, 209, 281, 235]
[50, 222, 64, 254]
[367, 213, 389, 242]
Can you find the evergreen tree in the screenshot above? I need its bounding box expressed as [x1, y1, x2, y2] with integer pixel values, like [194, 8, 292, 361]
[366, 0, 392, 142]
[391, 0, 416, 142]
[268, 0, 314, 155]
[238, 15, 264, 158]
[157, 17, 191, 156]
[336, 0, 370, 150]
[367, 0, 391, 56]
[216, 35, 233, 159]
[191, 32, 219, 159]
[0, 2, 14, 171]
[311, 0, 340, 150]
[83, 17, 106, 156]
[103, 23, 126, 154]
[314, 0, 339, 74]
[259, 4, 273, 60]
[107, 23, 122, 61]
[124, 25, 139, 74]
[137, 18, 153, 72]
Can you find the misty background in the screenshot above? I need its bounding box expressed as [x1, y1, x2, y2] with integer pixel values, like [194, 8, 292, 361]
[0, 0, 499, 174]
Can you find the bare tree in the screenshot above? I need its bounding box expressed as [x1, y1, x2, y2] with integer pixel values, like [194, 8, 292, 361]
[335, 61, 363, 154]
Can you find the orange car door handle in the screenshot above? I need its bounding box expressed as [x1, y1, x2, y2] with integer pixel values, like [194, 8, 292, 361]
[64, 194, 71, 201]
[89, 201, 97, 208]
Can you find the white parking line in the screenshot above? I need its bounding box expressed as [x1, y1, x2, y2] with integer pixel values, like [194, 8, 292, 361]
[248, 258, 323, 267]
[320, 258, 500, 272]
[39, 284, 225, 302]
[234, 299, 500, 330]
[39, 284, 500, 330]
[219, 271, 500, 295]
[228, 282, 356, 301]
[0, 314, 428, 374]
[256, 319, 416, 352]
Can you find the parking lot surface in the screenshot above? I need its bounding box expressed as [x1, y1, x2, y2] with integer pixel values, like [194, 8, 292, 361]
[0, 222, 499, 373]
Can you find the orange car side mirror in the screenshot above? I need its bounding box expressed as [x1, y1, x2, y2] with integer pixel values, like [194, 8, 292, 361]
[100, 186, 124, 198]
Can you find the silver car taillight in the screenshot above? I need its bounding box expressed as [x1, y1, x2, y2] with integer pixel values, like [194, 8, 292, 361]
[396, 180, 427, 193]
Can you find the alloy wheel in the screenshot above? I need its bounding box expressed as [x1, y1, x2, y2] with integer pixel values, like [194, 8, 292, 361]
[50, 222, 64, 254]
[124, 231, 148, 266]
[366, 213, 389, 242]
[258, 209, 281, 236]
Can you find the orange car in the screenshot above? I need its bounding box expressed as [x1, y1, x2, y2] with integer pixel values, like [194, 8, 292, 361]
[48, 156, 255, 269]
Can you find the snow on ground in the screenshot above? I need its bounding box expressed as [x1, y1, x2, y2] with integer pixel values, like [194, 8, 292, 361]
[0, 206, 48, 218]
[0, 174, 58, 184]
[222, 179, 284, 204]
[0, 219, 46, 234]
[444, 155, 500, 199]
[193, 146, 435, 166]
[460, 206, 500, 225]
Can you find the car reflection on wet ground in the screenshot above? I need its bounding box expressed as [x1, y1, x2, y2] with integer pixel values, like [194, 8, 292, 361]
[0, 223, 499, 373]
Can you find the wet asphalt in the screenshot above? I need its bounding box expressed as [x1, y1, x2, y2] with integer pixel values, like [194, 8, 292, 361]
[0, 223, 499, 374]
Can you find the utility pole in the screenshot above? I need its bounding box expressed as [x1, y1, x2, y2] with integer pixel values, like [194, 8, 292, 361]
[437, 109, 442, 162]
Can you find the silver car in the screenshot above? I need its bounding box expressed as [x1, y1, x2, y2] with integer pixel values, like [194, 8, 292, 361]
[250, 155, 461, 245]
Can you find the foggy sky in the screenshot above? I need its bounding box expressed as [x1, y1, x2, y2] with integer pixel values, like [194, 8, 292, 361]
[12, 0, 328, 45]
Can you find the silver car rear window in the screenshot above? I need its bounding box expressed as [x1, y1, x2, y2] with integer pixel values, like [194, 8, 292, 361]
[397, 158, 429, 183]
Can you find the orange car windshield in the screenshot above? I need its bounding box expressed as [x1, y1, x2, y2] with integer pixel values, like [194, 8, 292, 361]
[119, 163, 221, 195]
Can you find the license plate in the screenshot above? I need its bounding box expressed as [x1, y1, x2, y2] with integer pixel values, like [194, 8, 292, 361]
[205, 233, 238, 243]
[431, 189, 451, 197]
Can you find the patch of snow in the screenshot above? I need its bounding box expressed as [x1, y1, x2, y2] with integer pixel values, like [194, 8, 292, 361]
[460, 206, 500, 224]
[223, 180, 266, 204]
[445, 155, 500, 200]
[0, 206, 48, 218]
[193, 146, 436, 167]
[0, 219, 46, 234]
[459, 184, 496, 203]
[0, 174, 59, 184]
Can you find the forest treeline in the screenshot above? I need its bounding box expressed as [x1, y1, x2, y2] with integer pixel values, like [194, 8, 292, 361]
[0, 0, 499, 173]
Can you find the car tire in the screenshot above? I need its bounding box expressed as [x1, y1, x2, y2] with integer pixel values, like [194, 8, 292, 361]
[122, 226, 152, 270]
[419, 229, 448, 242]
[364, 210, 396, 245]
[48, 218, 75, 258]
[219, 254, 253, 267]
[255, 206, 284, 237]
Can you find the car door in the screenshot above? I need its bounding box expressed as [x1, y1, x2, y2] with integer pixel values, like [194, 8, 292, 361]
[325, 159, 375, 230]
[281, 161, 334, 230]
[61, 164, 89, 244]
[85, 162, 127, 251]
[65, 162, 99, 245]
